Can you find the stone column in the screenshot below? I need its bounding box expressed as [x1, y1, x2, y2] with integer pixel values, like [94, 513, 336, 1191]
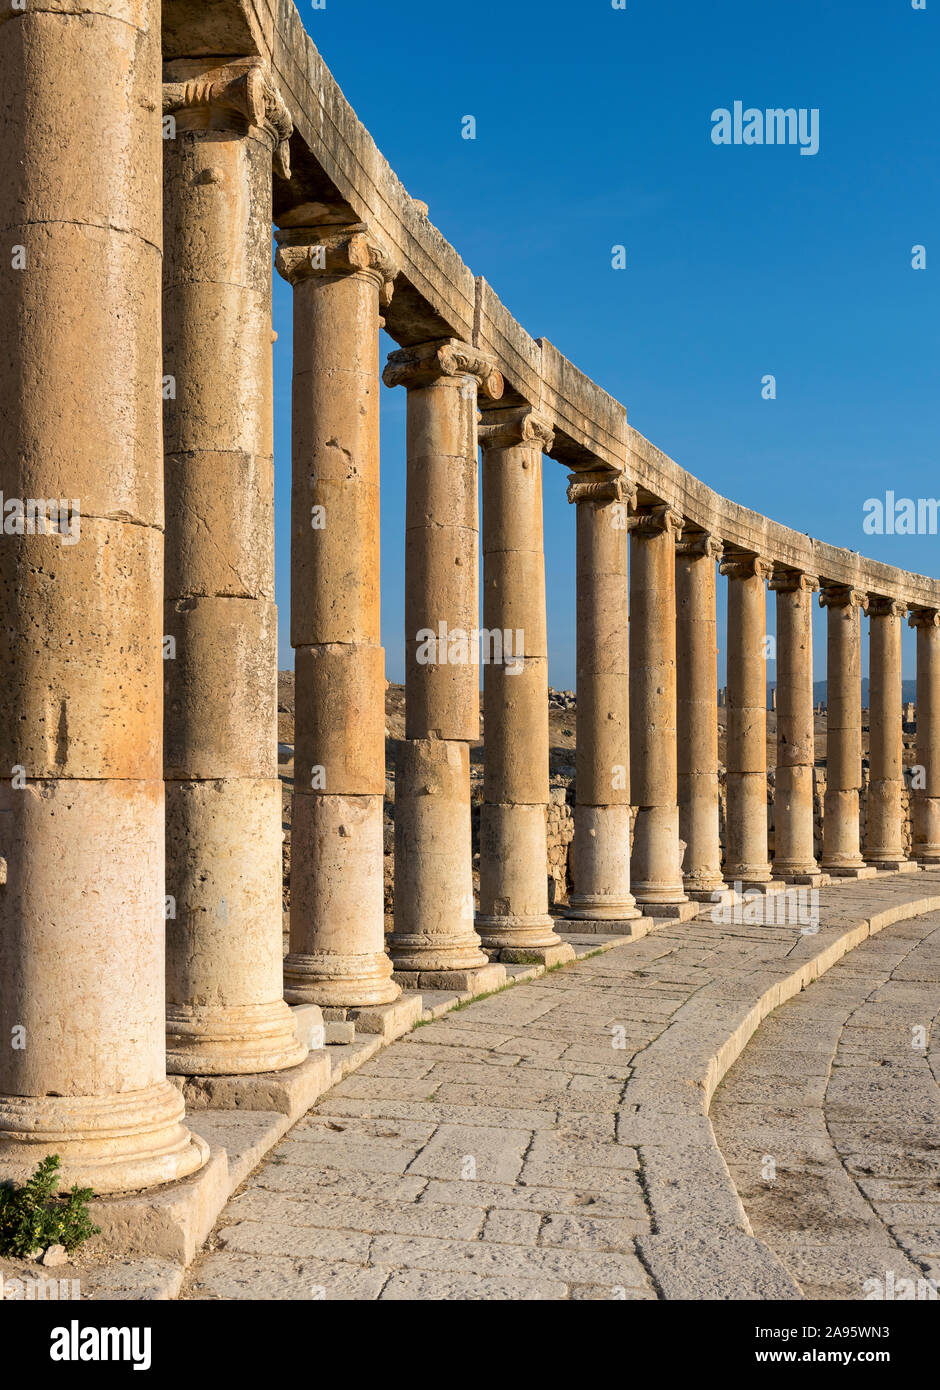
[865, 597, 914, 870]
[0, 0, 207, 1189]
[676, 531, 727, 899]
[720, 554, 774, 887]
[819, 586, 875, 877]
[631, 506, 695, 917]
[476, 407, 574, 965]
[275, 224, 401, 1006]
[383, 341, 505, 989]
[162, 60, 304, 1074]
[769, 570, 825, 883]
[910, 608, 940, 863]
[563, 473, 641, 929]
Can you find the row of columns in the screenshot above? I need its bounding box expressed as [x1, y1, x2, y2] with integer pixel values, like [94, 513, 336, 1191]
[2, 14, 940, 1197]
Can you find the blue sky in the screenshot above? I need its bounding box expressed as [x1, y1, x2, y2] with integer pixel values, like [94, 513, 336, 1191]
[272, 0, 939, 685]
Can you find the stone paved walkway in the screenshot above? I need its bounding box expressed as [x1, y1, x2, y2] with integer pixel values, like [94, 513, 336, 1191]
[182, 871, 940, 1301]
[712, 911, 940, 1299]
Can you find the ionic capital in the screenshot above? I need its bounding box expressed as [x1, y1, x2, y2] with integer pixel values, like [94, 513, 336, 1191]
[163, 58, 293, 178]
[768, 568, 819, 594]
[382, 339, 504, 400]
[819, 585, 869, 612]
[565, 471, 636, 508]
[719, 551, 772, 581]
[909, 606, 940, 630]
[631, 503, 684, 538]
[478, 406, 554, 453]
[275, 225, 399, 306]
[867, 595, 907, 620]
[676, 530, 723, 561]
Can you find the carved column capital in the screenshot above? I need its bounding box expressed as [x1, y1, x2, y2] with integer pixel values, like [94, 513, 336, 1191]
[768, 568, 819, 594]
[867, 595, 907, 620]
[676, 530, 723, 561]
[631, 503, 684, 537]
[719, 552, 772, 581]
[819, 585, 869, 612]
[909, 606, 940, 630]
[478, 406, 554, 453]
[163, 58, 293, 178]
[565, 471, 636, 508]
[382, 338, 504, 399]
[275, 224, 399, 307]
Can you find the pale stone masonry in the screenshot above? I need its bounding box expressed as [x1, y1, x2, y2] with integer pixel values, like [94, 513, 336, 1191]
[162, 58, 305, 1076]
[2, 0, 940, 1209]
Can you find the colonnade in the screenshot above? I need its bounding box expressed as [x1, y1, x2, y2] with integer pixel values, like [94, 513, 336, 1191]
[1, 13, 939, 1199]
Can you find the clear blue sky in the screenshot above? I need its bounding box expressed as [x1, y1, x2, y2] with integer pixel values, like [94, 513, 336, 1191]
[272, 0, 939, 686]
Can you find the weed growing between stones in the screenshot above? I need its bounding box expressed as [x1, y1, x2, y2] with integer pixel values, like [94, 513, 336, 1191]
[0, 1155, 100, 1259]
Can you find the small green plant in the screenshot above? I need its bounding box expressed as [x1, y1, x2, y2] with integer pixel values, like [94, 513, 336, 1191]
[0, 1154, 100, 1259]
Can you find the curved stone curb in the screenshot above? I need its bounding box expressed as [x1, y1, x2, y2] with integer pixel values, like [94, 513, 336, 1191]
[632, 890, 940, 1299]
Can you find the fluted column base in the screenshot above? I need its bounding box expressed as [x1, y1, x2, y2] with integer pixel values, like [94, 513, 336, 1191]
[166, 1000, 307, 1076]
[0, 1081, 209, 1195]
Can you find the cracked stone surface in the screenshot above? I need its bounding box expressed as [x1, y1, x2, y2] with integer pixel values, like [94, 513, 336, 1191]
[181, 872, 940, 1300]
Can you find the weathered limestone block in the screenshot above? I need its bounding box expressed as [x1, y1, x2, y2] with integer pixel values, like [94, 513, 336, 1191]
[482, 658, 550, 807]
[164, 450, 275, 601]
[293, 643, 385, 795]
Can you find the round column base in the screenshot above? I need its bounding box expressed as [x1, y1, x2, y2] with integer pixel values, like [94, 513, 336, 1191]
[475, 913, 565, 950]
[564, 894, 641, 921]
[772, 860, 821, 878]
[631, 883, 688, 905]
[0, 1081, 209, 1195]
[723, 862, 772, 885]
[166, 1000, 307, 1076]
[389, 934, 489, 974]
[283, 951, 400, 1008]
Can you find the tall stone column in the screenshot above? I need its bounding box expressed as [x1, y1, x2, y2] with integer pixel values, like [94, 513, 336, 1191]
[476, 407, 574, 965]
[676, 531, 726, 899]
[162, 60, 304, 1074]
[770, 570, 825, 883]
[819, 586, 875, 876]
[865, 597, 914, 870]
[0, 0, 207, 1189]
[910, 607, 940, 863]
[563, 473, 641, 929]
[720, 554, 774, 887]
[631, 506, 695, 917]
[275, 224, 401, 1006]
[383, 341, 506, 989]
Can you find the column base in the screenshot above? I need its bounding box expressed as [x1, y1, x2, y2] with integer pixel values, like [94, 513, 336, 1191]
[631, 884, 689, 906]
[723, 863, 773, 886]
[564, 894, 642, 921]
[866, 858, 920, 873]
[0, 1081, 209, 1195]
[684, 878, 731, 902]
[393, 962, 507, 993]
[490, 942, 577, 967]
[915, 849, 940, 864]
[166, 1000, 307, 1077]
[560, 917, 649, 936]
[283, 950, 400, 1009]
[774, 870, 832, 888]
[475, 912, 569, 953]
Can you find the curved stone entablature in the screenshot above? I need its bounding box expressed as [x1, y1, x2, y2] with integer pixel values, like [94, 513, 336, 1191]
[195, 0, 940, 613]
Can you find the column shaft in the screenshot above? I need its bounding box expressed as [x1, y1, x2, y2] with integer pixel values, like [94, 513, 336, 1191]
[910, 608, 940, 862]
[819, 586, 871, 874]
[676, 533, 725, 896]
[384, 341, 504, 984]
[865, 597, 909, 867]
[631, 506, 687, 903]
[564, 474, 639, 924]
[0, 0, 206, 1189]
[476, 408, 571, 961]
[162, 60, 304, 1074]
[275, 224, 399, 1006]
[721, 554, 773, 885]
[770, 571, 821, 879]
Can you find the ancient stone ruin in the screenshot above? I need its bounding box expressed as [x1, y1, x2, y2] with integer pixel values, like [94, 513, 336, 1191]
[0, 0, 938, 1246]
